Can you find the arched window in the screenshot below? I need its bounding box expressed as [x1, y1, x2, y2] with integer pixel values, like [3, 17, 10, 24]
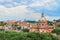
[42, 24, 44, 26]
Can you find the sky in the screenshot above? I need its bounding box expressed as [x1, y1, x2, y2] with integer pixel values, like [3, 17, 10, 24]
[0, 0, 60, 21]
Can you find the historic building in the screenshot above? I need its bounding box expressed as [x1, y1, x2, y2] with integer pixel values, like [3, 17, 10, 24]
[2, 13, 55, 32]
[29, 13, 54, 32]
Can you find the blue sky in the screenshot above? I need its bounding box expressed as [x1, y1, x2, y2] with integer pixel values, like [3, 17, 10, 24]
[0, 0, 60, 21]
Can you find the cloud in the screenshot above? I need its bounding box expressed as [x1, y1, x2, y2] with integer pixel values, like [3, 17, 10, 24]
[29, 0, 58, 10]
[0, 0, 58, 10]
[8, 5, 28, 17]
[0, 5, 60, 21]
[0, 0, 59, 21]
[0, 5, 28, 19]
[0, 0, 33, 7]
[46, 16, 60, 21]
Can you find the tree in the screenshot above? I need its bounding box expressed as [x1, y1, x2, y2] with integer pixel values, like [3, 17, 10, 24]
[13, 24, 21, 30]
[22, 28, 29, 32]
[58, 24, 60, 27]
[54, 19, 60, 22]
[52, 28, 60, 40]
[52, 28, 60, 35]
[0, 21, 7, 26]
[17, 26, 21, 30]
[0, 31, 58, 40]
[47, 21, 53, 26]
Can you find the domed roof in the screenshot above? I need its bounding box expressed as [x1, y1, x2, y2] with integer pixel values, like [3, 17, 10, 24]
[40, 17, 46, 21]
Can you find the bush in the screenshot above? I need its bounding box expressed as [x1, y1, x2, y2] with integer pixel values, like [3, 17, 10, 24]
[22, 28, 29, 32]
[52, 28, 60, 35]
[0, 29, 4, 31]
[0, 31, 58, 40]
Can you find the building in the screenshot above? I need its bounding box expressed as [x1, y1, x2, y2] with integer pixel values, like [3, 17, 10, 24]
[29, 13, 54, 32]
[3, 13, 55, 32]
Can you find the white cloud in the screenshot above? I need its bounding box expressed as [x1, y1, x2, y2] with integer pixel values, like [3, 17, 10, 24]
[0, 0, 19, 7]
[0, 0, 59, 11]
[0, 5, 60, 21]
[0, 6, 9, 16]
[29, 0, 58, 10]
[5, 0, 12, 1]
[8, 5, 28, 17]
[46, 16, 60, 21]
[29, 1, 42, 7]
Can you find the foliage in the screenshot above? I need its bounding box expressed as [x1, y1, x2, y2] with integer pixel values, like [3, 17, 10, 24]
[0, 31, 58, 40]
[54, 19, 60, 22]
[13, 24, 21, 30]
[47, 21, 53, 26]
[22, 28, 29, 32]
[58, 24, 60, 27]
[0, 21, 7, 26]
[0, 29, 4, 31]
[17, 27, 21, 30]
[26, 20, 37, 23]
[52, 28, 60, 35]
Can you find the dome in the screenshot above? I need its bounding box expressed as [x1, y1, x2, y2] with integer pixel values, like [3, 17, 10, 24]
[40, 17, 46, 21]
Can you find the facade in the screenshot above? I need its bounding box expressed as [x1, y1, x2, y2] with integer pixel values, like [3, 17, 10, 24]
[29, 13, 54, 32]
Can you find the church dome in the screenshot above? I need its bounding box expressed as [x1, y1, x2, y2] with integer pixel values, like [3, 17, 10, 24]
[40, 17, 46, 21]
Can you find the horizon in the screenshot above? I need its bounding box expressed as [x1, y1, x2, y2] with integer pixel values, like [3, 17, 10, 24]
[0, 0, 60, 21]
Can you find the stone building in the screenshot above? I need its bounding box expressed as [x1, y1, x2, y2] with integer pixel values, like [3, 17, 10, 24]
[29, 13, 54, 32]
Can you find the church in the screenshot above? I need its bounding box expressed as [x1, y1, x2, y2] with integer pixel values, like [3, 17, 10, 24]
[29, 13, 54, 32]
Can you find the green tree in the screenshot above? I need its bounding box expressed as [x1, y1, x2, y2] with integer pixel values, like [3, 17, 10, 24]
[52, 28, 60, 40]
[22, 28, 29, 32]
[47, 21, 53, 26]
[58, 24, 60, 27]
[52, 28, 60, 35]
[0, 21, 7, 26]
[0, 31, 58, 40]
